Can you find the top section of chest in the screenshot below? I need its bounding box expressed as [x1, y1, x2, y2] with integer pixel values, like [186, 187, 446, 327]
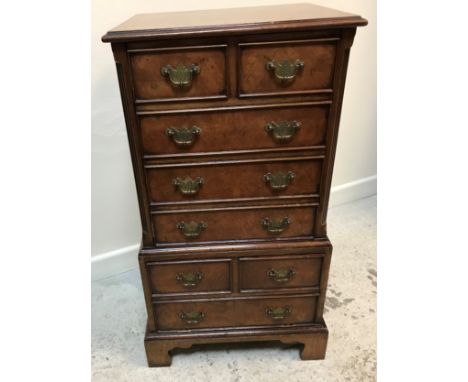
[102, 3, 366, 43]
[102, 4, 366, 108]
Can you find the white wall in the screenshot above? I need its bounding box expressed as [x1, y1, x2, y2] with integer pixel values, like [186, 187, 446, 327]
[91, 0, 376, 278]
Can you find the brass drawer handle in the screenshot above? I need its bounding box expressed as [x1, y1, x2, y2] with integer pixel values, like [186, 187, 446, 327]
[173, 176, 204, 196]
[161, 63, 200, 87]
[265, 59, 304, 83]
[176, 221, 207, 238]
[180, 310, 205, 325]
[263, 171, 295, 191]
[176, 271, 203, 287]
[165, 126, 202, 148]
[267, 268, 296, 283]
[261, 217, 290, 234]
[266, 306, 291, 320]
[265, 120, 301, 143]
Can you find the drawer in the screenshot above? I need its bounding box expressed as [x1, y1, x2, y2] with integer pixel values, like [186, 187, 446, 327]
[154, 295, 318, 330]
[239, 40, 336, 97]
[140, 105, 329, 155]
[147, 259, 231, 295]
[129, 45, 227, 102]
[239, 255, 322, 292]
[147, 158, 322, 203]
[153, 205, 316, 243]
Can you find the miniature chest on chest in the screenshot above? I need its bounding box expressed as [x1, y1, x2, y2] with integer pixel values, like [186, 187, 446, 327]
[103, 3, 366, 366]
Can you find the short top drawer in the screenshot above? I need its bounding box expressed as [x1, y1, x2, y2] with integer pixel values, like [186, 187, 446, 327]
[239, 39, 337, 97]
[130, 45, 227, 102]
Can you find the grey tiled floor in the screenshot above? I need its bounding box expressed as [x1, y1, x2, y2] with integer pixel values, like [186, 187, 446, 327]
[92, 196, 376, 381]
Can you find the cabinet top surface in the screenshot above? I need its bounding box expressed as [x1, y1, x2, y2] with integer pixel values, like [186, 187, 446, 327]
[102, 3, 367, 43]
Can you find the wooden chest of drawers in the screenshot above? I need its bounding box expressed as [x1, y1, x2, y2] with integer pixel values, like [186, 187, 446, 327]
[102, 3, 366, 367]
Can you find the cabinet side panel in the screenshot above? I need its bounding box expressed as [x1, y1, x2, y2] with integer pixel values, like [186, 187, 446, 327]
[139, 253, 157, 331]
[111, 43, 154, 247]
[315, 28, 357, 237]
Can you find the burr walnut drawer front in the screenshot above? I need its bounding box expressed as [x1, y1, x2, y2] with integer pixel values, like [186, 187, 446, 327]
[152, 205, 316, 244]
[129, 45, 227, 101]
[239, 255, 323, 292]
[147, 259, 231, 295]
[239, 39, 337, 97]
[140, 105, 329, 155]
[154, 295, 318, 330]
[147, 158, 322, 203]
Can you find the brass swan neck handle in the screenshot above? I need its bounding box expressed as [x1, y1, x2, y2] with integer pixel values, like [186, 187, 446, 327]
[176, 221, 207, 238]
[263, 171, 295, 191]
[265, 59, 304, 83]
[180, 311, 205, 324]
[266, 306, 292, 320]
[161, 63, 200, 87]
[265, 120, 301, 143]
[173, 176, 204, 196]
[176, 271, 203, 287]
[261, 217, 290, 234]
[267, 268, 296, 283]
[165, 126, 202, 148]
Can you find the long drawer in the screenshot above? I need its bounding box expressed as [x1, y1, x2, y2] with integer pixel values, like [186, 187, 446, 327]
[147, 158, 322, 203]
[152, 205, 316, 244]
[154, 294, 318, 330]
[139, 105, 329, 155]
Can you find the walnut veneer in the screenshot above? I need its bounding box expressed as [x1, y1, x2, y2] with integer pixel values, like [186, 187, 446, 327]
[103, 3, 367, 367]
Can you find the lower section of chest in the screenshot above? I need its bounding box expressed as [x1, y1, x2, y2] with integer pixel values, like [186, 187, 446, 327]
[139, 240, 332, 366]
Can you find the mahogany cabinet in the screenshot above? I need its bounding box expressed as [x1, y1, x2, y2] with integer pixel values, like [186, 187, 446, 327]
[102, 3, 367, 366]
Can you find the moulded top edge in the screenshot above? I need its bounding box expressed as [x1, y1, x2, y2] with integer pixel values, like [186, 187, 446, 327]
[102, 3, 367, 43]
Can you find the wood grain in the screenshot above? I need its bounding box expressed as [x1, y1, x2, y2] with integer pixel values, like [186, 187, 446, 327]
[153, 205, 316, 243]
[105, 2, 366, 366]
[147, 258, 231, 295]
[239, 254, 323, 291]
[139, 104, 329, 155]
[239, 39, 336, 97]
[102, 3, 367, 42]
[154, 294, 318, 330]
[144, 324, 328, 366]
[130, 46, 227, 101]
[147, 158, 322, 203]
